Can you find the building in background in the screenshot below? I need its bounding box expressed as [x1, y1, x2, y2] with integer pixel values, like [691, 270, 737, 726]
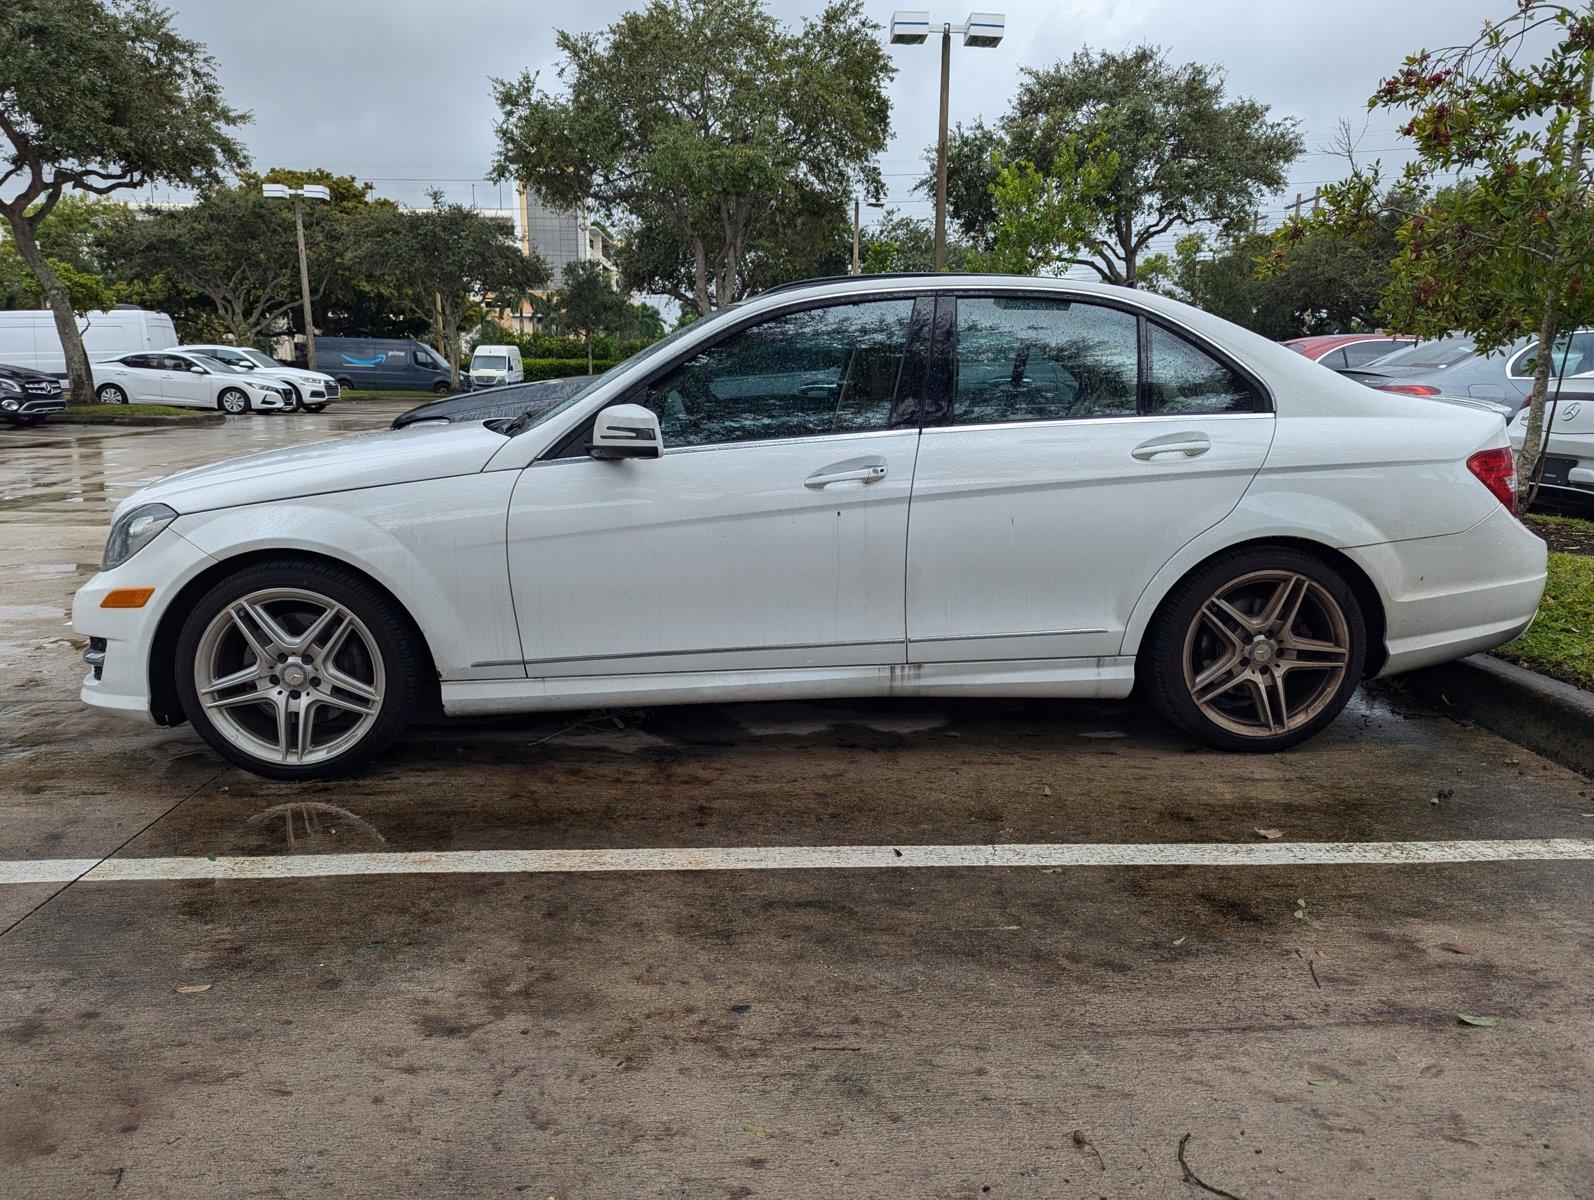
[486, 185, 619, 336]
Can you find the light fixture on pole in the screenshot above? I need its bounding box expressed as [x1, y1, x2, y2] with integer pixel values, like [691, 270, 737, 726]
[262, 182, 331, 369]
[852, 196, 887, 275]
[889, 11, 1005, 271]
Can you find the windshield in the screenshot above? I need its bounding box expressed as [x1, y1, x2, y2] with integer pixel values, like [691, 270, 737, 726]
[1366, 335, 1476, 370]
[473, 354, 508, 370]
[500, 313, 735, 438]
[191, 354, 245, 375]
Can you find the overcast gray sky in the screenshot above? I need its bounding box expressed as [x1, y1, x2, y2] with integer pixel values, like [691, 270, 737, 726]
[162, 0, 1509, 238]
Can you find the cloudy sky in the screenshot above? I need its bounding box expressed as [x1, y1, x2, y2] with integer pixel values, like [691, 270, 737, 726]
[162, 0, 1510, 238]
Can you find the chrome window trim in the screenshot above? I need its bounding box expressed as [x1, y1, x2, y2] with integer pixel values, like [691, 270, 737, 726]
[919, 411, 1274, 436]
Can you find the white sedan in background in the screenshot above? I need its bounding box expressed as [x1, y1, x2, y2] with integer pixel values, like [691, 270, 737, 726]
[93, 350, 293, 413]
[178, 344, 341, 411]
[1511, 397, 1594, 506]
[73, 275, 1547, 779]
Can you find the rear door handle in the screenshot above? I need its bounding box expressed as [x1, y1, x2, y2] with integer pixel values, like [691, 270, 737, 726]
[1132, 432, 1211, 460]
[805, 457, 888, 489]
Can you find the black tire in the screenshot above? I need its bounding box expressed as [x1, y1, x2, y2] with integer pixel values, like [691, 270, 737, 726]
[97, 383, 128, 404]
[304, 402, 328, 412]
[1145, 546, 1366, 753]
[282, 384, 303, 411]
[21, 415, 47, 426]
[431, 380, 452, 395]
[335, 376, 355, 391]
[175, 558, 422, 780]
[218, 388, 251, 415]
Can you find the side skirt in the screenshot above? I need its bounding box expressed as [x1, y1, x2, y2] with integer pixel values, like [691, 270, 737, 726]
[441, 657, 1137, 716]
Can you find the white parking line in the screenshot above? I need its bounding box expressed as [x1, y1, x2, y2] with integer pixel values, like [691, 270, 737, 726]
[3, 838, 1592, 885]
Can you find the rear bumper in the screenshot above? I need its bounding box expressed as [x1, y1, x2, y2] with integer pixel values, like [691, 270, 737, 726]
[1346, 506, 1548, 677]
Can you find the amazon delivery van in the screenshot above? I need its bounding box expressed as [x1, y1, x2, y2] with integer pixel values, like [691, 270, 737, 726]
[312, 337, 455, 393]
[0, 307, 178, 376]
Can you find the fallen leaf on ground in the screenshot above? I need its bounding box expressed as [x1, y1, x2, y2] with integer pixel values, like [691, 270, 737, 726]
[1172, 936, 1187, 946]
[1457, 1013, 1500, 1027]
[1438, 942, 1476, 955]
[175, 983, 212, 994]
[1306, 1077, 1339, 1088]
[1254, 827, 1284, 840]
[1041, 785, 1052, 796]
[1040, 867, 1064, 874]
[743, 1124, 774, 1138]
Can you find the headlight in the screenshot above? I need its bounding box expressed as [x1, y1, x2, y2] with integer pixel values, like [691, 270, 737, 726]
[102, 503, 177, 571]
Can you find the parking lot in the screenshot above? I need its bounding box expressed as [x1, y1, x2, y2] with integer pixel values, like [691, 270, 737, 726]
[1, 408, 1591, 1198]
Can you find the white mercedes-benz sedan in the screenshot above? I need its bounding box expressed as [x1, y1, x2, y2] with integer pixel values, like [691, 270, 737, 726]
[72, 275, 1547, 779]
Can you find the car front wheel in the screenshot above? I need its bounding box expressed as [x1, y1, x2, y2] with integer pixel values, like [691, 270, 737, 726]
[97, 384, 128, 404]
[1146, 547, 1365, 752]
[218, 388, 251, 415]
[175, 560, 421, 778]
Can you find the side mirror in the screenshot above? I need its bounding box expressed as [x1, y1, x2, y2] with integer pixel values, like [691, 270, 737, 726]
[189, 365, 207, 374]
[588, 403, 662, 460]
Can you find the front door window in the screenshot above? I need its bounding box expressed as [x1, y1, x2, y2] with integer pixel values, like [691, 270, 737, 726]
[642, 299, 916, 447]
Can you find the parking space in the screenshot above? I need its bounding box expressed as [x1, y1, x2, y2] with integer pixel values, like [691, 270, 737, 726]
[1, 412, 1591, 1198]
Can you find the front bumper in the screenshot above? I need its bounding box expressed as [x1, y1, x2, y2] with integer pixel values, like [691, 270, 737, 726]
[2, 393, 66, 419]
[72, 524, 221, 723]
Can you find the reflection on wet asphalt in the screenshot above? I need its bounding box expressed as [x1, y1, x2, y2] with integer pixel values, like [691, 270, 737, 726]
[0, 406, 1590, 1198]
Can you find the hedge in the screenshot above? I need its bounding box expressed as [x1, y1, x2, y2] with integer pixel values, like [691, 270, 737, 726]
[523, 357, 618, 381]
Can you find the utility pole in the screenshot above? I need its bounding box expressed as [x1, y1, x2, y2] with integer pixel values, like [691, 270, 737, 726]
[889, 12, 1007, 273]
[262, 183, 330, 368]
[853, 196, 862, 275]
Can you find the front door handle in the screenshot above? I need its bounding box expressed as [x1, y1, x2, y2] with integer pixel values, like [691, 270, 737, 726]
[805, 457, 888, 489]
[1132, 432, 1211, 461]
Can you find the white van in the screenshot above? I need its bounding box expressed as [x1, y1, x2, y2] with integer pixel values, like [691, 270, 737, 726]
[468, 343, 524, 389]
[0, 308, 179, 377]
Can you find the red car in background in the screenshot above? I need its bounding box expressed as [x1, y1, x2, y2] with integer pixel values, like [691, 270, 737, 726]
[1283, 333, 1416, 372]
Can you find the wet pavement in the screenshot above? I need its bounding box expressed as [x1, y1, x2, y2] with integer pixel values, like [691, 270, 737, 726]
[1, 409, 1591, 1198]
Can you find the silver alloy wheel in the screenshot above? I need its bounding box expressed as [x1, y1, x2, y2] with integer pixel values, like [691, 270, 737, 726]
[99, 385, 127, 404]
[220, 389, 249, 414]
[1181, 569, 1351, 737]
[192, 587, 385, 766]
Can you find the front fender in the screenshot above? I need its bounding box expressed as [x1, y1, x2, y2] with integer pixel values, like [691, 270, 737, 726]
[173, 473, 523, 680]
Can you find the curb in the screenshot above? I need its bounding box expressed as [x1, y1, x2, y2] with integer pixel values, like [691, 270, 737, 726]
[1394, 654, 1594, 777]
[45, 413, 226, 428]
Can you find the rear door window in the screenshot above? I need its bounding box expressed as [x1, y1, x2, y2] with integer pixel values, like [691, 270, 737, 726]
[1145, 324, 1261, 414]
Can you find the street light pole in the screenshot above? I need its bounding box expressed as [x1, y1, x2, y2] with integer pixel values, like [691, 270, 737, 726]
[290, 194, 316, 369]
[890, 12, 1006, 272]
[934, 22, 952, 271]
[262, 182, 331, 368]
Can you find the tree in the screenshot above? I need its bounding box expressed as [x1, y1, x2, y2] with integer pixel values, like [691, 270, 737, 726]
[106, 186, 319, 344]
[1276, 2, 1594, 498]
[491, 0, 893, 315]
[0, 0, 247, 400]
[349, 194, 548, 387]
[939, 46, 1301, 286]
[0, 194, 127, 311]
[556, 261, 630, 371]
[859, 208, 976, 273]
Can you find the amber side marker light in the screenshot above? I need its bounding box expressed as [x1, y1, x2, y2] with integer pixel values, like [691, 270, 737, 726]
[101, 587, 155, 609]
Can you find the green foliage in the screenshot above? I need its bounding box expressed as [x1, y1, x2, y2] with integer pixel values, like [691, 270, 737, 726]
[0, 0, 248, 398]
[977, 138, 1116, 274]
[555, 261, 631, 369]
[1274, 2, 1594, 494]
[1497, 547, 1594, 689]
[104, 185, 312, 343]
[492, 0, 892, 314]
[859, 208, 975, 273]
[523, 357, 617, 381]
[940, 46, 1301, 286]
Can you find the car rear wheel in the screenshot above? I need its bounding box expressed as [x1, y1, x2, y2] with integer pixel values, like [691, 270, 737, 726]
[431, 380, 452, 395]
[176, 560, 421, 779]
[97, 384, 128, 404]
[218, 388, 251, 415]
[1146, 547, 1365, 752]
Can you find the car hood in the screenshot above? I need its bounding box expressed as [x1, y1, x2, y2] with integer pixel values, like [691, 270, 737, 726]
[117, 422, 506, 517]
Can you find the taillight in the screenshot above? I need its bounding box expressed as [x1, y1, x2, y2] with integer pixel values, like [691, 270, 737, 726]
[1378, 383, 1441, 396]
[1466, 447, 1518, 514]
